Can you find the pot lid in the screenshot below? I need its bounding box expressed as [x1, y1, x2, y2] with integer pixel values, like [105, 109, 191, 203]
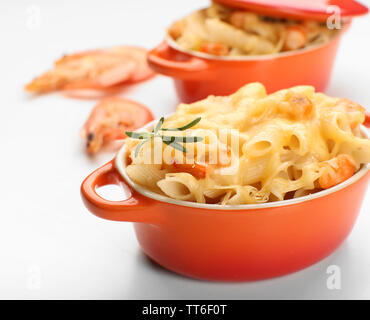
[213, 0, 368, 21]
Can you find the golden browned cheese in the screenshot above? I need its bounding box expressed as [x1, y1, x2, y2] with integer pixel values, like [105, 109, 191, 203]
[125, 83, 369, 205]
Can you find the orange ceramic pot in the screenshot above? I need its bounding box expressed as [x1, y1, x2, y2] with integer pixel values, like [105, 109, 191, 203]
[147, 26, 350, 104]
[81, 121, 370, 282]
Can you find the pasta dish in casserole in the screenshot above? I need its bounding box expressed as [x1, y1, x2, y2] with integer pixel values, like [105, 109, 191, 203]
[168, 1, 342, 56]
[124, 82, 369, 205]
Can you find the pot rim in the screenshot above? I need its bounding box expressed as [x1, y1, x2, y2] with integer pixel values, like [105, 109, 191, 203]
[115, 116, 369, 211]
[165, 20, 349, 62]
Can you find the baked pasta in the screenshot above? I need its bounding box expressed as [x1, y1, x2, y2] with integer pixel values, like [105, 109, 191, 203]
[124, 83, 369, 205]
[168, 1, 342, 56]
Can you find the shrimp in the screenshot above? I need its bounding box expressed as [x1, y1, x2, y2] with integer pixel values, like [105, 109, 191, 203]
[318, 154, 356, 189]
[279, 91, 315, 120]
[81, 97, 154, 154]
[283, 25, 307, 51]
[229, 11, 248, 29]
[25, 46, 154, 94]
[336, 98, 366, 129]
[229, 11, 278, 43]
[168, 20, 185, 40]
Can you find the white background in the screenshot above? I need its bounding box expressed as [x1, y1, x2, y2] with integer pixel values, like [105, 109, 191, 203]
[0, 0, 369, 299]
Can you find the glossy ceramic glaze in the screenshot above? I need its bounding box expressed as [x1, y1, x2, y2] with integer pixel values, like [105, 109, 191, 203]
[81, 120, 370, 281]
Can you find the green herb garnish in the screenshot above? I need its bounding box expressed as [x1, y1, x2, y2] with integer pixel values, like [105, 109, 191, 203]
[126, 117, 202, 157]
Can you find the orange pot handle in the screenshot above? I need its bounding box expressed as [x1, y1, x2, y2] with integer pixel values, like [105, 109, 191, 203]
[81, 160, 160, 223]
[147, 41, 211, 80]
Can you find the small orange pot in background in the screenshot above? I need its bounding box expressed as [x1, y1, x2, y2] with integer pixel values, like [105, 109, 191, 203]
[147, 0, 368, 103]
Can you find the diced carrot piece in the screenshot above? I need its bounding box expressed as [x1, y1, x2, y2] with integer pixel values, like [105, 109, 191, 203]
[173, 161, 207, 179]
[200, 43, 229, 56]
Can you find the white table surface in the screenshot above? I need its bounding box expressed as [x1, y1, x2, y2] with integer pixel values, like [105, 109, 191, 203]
[0, 0, 369, 299]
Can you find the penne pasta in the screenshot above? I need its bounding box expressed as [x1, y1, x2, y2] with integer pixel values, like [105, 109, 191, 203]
[157, 173, 206, 203]
[168, 2, 341, 57]
[125, 82, 370, 205]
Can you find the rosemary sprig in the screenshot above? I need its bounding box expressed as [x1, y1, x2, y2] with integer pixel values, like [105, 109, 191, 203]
[161, 117, 201, 131]
[126, 117, 202, 157]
